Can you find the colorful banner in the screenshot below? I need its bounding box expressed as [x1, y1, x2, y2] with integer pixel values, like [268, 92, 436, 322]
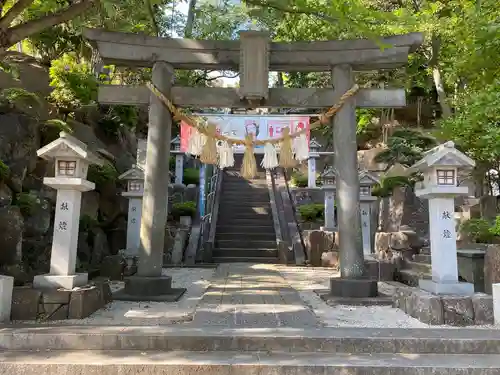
[180, 115, 310, 154]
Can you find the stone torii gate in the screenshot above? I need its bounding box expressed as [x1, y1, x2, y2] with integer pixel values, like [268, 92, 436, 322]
[84, 28, 422, 300]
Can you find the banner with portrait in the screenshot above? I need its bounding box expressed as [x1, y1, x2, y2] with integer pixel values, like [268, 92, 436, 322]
[180, 114, 310, 154]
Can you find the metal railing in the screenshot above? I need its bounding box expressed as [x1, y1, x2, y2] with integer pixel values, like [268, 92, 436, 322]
[200, 167, 221, 253]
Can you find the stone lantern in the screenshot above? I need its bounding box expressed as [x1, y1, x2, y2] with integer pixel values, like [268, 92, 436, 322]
[119, 164, 145, 259]
[34, 132, 103, 289]
[358, 170, 379, 255]
[406, 140, 475, 295]
[171, 135, 184, 185]
[320, 166, 337, 231]
[308, 139, 321, 188]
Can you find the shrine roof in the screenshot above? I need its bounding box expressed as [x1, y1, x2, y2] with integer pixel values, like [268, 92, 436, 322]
[37, 132, 103, 165]
[358, 170, 380, 185]
[118, 164, 145, 180]
[408, 141, 475, 173]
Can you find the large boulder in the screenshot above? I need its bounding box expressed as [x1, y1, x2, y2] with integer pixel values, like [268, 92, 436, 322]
[0, 206, 24, 265]
[0, 112, 40, 191]
[23, 192, 51, 237]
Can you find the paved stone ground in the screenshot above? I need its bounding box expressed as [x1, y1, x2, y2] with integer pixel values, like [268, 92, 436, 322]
[190, 263, 320, 328]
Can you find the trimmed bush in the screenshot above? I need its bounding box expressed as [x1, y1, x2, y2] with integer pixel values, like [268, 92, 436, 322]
[298, 203, 324, 222]
[171, 201, 197, 220]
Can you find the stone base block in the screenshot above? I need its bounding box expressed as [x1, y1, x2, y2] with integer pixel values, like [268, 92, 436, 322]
[11, 281, 111, 321]
[33, 273, 88, 290]
[0, 275, 14, 322]
[113, 276, 186, 302]
[330, 277, 378, 298]
[419, 279, 474, 296]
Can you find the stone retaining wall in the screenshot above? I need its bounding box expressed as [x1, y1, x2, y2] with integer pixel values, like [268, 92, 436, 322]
[391, 283, 493, 326]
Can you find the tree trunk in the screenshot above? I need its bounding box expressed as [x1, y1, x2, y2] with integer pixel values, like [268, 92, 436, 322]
[0, 0, 95, 52]
[184, 0, 197, 38]
[429, 34, 452, 119]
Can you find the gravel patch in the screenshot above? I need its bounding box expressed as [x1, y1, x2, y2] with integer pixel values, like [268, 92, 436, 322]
[14, 267, 216, 326]
[276, 266, 438, 329]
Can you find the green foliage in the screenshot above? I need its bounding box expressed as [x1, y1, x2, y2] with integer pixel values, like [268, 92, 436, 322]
[79, 214, 99, 232]
[40, 119, 73, 145]
[49, 54, 98, 109]
[372, 175, 413, 197]
[87, 163, 119, 188]
[0, 88, 42, 114]
[298, 203, 325, 222]
[171, 201, 197, 220]
[98, 105, 139, 138]
[14, 192, 40, 216]
[183, 168, 200, 185]
[0, 160, 10, 182]
[439, 80, 500, 169]
[489, 216, 500, 237]
[460, 219, 495, 244]
[290, 172, 308, 188]
[374, 128, 438, 167]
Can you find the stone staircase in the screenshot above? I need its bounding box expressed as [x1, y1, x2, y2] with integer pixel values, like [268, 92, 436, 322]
[398, 247, 432, 286]
[213, 155, 278, 263]
[2, 326, 500, 374]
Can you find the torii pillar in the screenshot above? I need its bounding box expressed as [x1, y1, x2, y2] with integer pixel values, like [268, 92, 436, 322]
[115, 63, 186, 301]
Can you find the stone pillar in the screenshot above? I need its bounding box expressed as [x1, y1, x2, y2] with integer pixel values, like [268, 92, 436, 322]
[308, 157, 317, 188]
[420, 197, 474, 295]
[493, 283, 500, 325]
[115, 62, 186, 301]
[332, 65, 364, 278]
[360, 202, 372, 255]
[125, 194, 143, 255]
[138, 61, 173, 277]
[323, 189, 336, 230]
[174, 154, 184, 185]
[35, 191, 88, 288]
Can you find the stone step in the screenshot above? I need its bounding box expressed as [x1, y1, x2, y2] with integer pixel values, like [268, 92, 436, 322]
[413, 254, 431, 263]
[402, 259, 432, 274]
[221, 201, 271, 207]
[213, 256, 278, 263]
[218, 207, 271, 215]
[5, 326, 500, 353]
[1, 350, 499, 375]
[215, 232, 276, 241]
[213, 248, 279, 258]
[397, 269, 430, 287]
[215, 239, 277, 249]
[217, 219, 274, 227]
[216, 225, 276, 234]
[217, 213, 273, 220]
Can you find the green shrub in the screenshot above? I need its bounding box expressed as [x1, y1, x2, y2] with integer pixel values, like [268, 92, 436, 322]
[49, 53, 98, 108]
[79, 214, 99, 232]
[298, 203, 324, 222]
[0, 87, 42, 114]
[489, 216, 500, 237]
[15, 192, 39, 216]
[290, 172, 308, 188]
[98, 105, 139, 138]
[0, 160, 9, 182]
[460, 218, 495, 243]
[171, 201, 197, 220]
[87, 163, 119, 188]
[183, 168, 200, 185]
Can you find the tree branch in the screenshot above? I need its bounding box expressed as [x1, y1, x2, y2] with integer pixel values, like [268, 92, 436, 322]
[0, 0, 34, 30]
[1, 0, 96, 50]
[244, 0, 340, 23]
[145, 0, 160, 36]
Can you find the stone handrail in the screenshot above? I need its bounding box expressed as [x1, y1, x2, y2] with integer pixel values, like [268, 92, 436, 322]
[282, 169, 307, 265]
[266, 169, 288, 264]
[198, 167, 223, 263]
